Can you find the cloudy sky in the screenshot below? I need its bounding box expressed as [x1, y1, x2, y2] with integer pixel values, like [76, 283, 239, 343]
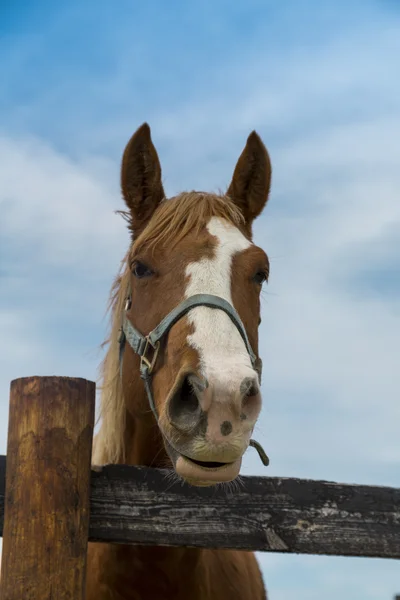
[1, 0, 399, 597]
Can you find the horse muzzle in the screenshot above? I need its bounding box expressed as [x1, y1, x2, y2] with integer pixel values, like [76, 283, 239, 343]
[162, 434, 244, 486]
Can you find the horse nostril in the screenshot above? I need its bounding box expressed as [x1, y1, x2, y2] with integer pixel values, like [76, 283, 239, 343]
[168, 375, 201, 431]
[240, 376, 259, 398]
[246, 383, 259, 398]
[240, 376, 261, 420]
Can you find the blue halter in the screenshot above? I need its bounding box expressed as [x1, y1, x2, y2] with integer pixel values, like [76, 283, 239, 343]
[118, 293, 269, 466]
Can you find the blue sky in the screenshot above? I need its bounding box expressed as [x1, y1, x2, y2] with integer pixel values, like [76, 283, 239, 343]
[1, 1, 399, 598]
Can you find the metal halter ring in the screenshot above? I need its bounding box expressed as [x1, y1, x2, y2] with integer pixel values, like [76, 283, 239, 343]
[140, 337, 160, 375]
[125, 296, 132, 312]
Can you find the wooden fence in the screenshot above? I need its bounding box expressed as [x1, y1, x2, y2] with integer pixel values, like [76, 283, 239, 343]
[0, 376, 399, 599]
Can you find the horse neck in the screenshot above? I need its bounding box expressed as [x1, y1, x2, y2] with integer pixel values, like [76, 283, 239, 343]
[123, 377, 166, 468]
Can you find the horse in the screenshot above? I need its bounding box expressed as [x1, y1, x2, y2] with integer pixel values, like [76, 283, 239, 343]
[86, 122, 272, 600]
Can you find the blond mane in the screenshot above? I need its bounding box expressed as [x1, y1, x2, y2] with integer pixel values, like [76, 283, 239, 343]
[133, 191, 244, 254]
[92, 255, 131, 465]
[93, 191, 244, 465]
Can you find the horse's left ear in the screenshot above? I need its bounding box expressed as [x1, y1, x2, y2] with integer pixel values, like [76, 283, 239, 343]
[227, 131, 272, 229]
[121, 122, 165, 237]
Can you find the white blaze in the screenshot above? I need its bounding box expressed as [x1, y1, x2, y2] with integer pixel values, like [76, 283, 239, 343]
[185, 216, 255, 391]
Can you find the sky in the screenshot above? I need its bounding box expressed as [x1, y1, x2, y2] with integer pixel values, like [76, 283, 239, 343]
[1, 0, 399, 597]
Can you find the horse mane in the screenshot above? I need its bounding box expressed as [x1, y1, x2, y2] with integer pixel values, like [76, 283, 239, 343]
[92, 253, 131, 465]
[132, 191, 244, 255]
[93, 191, 244, 465]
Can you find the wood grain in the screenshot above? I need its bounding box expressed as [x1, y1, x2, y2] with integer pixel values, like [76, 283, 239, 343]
[0, 376, 95, 600]
[87, 464, 400, 558]
[1, 459, 399, 559]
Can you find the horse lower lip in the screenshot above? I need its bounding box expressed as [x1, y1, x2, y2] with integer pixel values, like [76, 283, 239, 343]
[175, 454, 242, 485]
[182, 455, 230, 469]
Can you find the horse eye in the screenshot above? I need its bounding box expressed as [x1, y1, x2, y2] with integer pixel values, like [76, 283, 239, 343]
[132, 261, 153, 279]
[253, 270, 267, 285]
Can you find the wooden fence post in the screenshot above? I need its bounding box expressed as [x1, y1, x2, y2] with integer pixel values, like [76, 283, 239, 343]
[0, 376, 95, 600]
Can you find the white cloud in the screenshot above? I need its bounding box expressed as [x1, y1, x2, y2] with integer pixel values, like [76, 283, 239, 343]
[0, 135, 125, 270]
[0, 135, 127, 459]
[248, 113, 400, 486]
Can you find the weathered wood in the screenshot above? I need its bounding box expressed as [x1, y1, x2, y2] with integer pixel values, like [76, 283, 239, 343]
[0, 376, 95, 600]
[1, 459, 399, 559]
[87, 465, 400, 558]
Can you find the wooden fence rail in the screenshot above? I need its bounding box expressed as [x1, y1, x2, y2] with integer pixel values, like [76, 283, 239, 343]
[1, 456, 400, 559]
[0, 376, 399, 599]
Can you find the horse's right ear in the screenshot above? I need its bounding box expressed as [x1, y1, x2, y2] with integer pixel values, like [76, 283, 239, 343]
[121, 123, 165, 237]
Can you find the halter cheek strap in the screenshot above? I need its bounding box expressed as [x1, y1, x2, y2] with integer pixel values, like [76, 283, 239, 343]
[118, 293, 269, 467]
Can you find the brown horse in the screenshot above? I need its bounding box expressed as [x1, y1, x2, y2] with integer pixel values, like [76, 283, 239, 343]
[87, 123, 272, 600]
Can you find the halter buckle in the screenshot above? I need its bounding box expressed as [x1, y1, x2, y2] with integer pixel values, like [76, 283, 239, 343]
[140, 337, 160, 375]
[125, 296, 132, 311]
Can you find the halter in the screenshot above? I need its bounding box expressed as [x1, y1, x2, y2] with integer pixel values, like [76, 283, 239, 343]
[118, 293, 269, 466]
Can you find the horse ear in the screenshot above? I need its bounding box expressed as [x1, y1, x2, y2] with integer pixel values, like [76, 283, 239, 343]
[227, 131, 272, 229]
[121, 123, 165, 236]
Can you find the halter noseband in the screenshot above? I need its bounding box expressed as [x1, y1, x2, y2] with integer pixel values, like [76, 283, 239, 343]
[118, 293, 269, 467]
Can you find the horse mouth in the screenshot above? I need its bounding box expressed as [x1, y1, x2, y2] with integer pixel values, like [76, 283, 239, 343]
[182, 455, 232, 470]
[175, 453, 242, 485]
[162, 434, 242, 485]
